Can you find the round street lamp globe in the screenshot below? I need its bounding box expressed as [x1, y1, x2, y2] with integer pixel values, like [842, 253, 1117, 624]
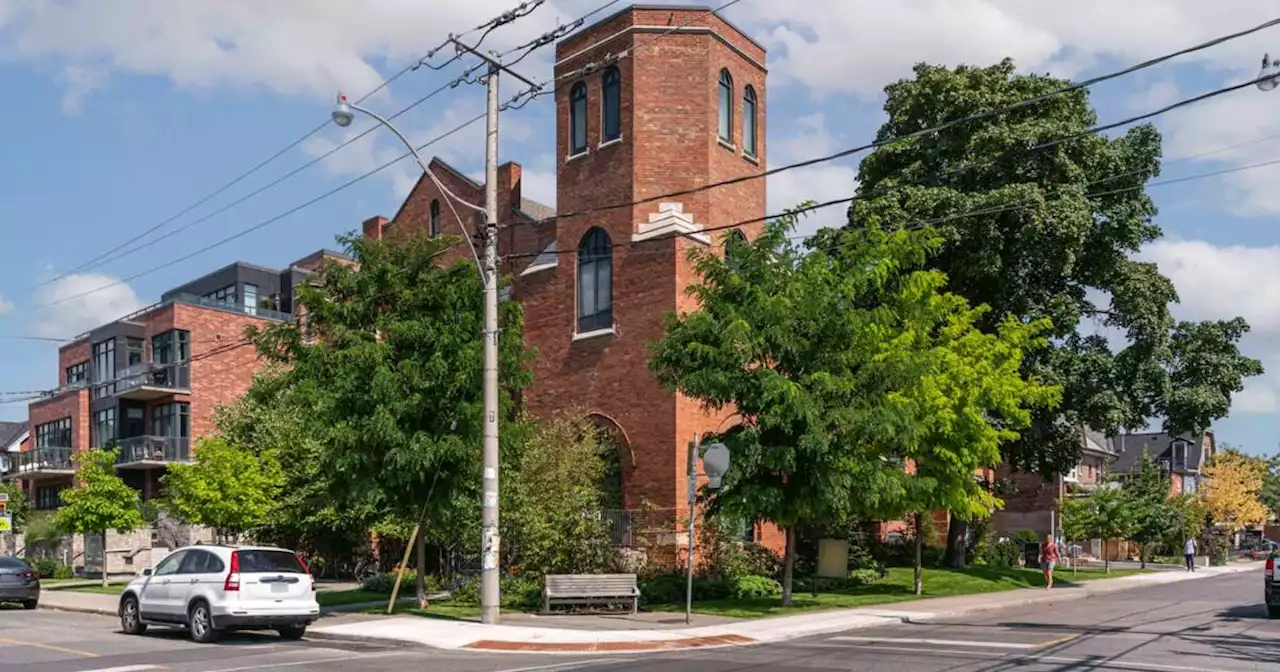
[332, 93, 355, 127]
[702, 442, 731, 489]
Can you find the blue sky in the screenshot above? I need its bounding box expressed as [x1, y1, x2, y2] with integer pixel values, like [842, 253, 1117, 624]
[2, 0, 1279, 455]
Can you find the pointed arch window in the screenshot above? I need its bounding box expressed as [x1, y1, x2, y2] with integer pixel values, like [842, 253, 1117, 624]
[743, 85, 758, 157]
[430, 199, 441, 235]
[577, 227, 613, 332]
[724, 229, 748, 270]
[570, 82, 589, 155]
[717, 69, 734, 143]
[602, 67, 622, 143]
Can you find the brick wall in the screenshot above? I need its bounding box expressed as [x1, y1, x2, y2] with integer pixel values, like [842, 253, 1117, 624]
[29, 388, 89, 451]
[57, 339, 90, 386]
[991, 464, 1061, 538]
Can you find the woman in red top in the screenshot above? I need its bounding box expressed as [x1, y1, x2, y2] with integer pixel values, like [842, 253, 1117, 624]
[1039, 534, 1059, 590]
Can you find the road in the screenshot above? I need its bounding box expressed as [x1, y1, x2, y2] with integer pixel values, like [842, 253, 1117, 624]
[1, 570, 1275, 671]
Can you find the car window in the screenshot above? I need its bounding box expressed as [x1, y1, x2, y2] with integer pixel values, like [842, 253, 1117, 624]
[0, 556, 29, 570]
[178, 550, 225, 574]
[153, 551, 186, 576]
[238, 550, 305, 574]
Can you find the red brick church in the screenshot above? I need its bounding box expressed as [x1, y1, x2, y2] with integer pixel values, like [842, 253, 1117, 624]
[360, 5, 784, 560]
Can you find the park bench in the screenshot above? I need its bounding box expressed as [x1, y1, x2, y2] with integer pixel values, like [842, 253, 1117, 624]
[542, 573, 640, 614]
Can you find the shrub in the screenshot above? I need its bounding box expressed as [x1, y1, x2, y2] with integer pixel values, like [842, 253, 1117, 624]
[359, 570, 442, 595]
[52, 564, 74, 580]
[1012, 530, 1039, 546]
[29, 557, 58, 579]
[847, 568, 882, 585]
[727, 574, 782, 599]
[640, 572, 781, 604]
[986, 539, 1021, 568]
[639, 572, 685, 605]
[452, 573, 543, 610]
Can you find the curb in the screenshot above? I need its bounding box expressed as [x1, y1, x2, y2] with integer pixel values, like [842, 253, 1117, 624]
[38, 602, 117, 617]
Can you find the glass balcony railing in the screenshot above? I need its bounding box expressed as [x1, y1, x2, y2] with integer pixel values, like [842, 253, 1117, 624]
[171, 293, 293, 322]
[14, 447, 75, 478]
[115, 436, 191, 467]
[115, 362, 190, 399]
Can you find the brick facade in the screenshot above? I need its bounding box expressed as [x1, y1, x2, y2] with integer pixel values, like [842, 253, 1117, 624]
[369, 5, 780, 559]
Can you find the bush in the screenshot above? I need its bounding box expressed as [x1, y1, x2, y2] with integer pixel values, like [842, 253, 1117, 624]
[29, 557, 58, 579]
[640, 572, 781, 604]
[639, 572, 686, 605]
[847, 568, 883, 585]
[452, 573, 543, 610]
[1012, 530, 1039, 546]
[359, 570, 442, 595]
[52, 564, 74, 580]
[726, 574, 782, 599]
[986, 539, 1021, 568]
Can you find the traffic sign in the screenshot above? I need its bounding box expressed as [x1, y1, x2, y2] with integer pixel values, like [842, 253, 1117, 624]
[0, 514, 11, 533]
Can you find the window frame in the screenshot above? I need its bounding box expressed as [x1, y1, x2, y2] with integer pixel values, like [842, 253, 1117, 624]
[152, 402, 190, 439]
[742, 85, 758, 157]
[36, 417, 72, 449]
[91, 338, 116, 399]
[430, 199, 442, 235]
[570, 81, 589, 156]
[65, 361, 88, 386]
[244, 283, 259, 316]
[717, 69, 734, 144]
[576, 227, 614, 334]
[92, 407, 116, 449]
[601, 66, 622, 144]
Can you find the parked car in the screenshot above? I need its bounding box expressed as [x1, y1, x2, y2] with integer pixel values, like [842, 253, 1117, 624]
[0, 556, 39, 610]
[117, 544, 319, 643]
[1266, 551, 1280, 618]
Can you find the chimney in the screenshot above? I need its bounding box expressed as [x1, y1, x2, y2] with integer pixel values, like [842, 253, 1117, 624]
[497, 162, 522, 221]
[362, 215, 388, 239]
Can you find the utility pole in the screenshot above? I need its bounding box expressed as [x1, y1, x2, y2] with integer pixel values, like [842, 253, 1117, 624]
[480, 59, 502, 626]
[450, 38, 539, 626]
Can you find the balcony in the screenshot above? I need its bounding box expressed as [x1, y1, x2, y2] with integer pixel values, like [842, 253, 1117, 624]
[172, 292, 293, 322]
[115, 362, 190, 400]
[3, 447, 76, 482]
[115, 436, 191, 469]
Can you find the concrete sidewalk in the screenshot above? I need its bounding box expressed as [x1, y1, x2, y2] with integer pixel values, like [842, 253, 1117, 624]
[308, 562, 1263, 654]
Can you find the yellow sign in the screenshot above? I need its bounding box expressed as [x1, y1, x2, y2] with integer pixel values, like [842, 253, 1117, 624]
[0, 514, 11, 533]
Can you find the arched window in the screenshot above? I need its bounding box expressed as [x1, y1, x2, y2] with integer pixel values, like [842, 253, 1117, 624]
[577, 227, 613, 332]
[743, 85, 758, 157]
[724, 229, 748, 270]
[429, 199, 441, 235]
[601, 66, 622, 143]
[717, 69, 733, 143]
[570, 82, 588, 155]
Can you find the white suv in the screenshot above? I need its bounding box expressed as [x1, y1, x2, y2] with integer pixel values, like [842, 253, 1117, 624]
[117, 544, 320, 643]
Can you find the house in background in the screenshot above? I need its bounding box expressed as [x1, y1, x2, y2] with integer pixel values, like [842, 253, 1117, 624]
[0, 420, 28, 487]
[990, 427, 1117, 543]
[1109, 430, 1214, 496]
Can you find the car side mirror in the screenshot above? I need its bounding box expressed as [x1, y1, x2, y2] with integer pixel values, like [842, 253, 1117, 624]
[141, 568, 153, 577]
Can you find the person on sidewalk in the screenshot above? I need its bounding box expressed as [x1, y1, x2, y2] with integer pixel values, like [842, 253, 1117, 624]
[1185, 537, 1197, 572]
[1040, 534, 1058, 590]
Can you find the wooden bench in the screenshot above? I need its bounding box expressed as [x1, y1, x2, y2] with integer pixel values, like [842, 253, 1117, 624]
[542, 573, 639, 614]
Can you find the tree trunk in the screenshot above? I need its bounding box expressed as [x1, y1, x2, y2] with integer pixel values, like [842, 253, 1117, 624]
[1140, 544, 1147, 570]
[415, 527, 428, 609]
[913, 513, 924, 596]
[1103, 538, 1110, 574]
[101, 531, 109, 589]
[781, 527, 796, 607]
[944, 514, 968, 569]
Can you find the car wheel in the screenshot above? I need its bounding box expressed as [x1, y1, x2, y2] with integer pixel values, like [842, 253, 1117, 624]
[187, 601, 220, 643]
[22, 600, 37, 611]
[119, 595, 147, 635]
[277, 626, 306, 641]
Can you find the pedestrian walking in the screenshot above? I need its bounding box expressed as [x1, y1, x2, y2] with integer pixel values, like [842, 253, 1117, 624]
[1040, 534, 1059, 590]
[1184, 536, 1197, 571]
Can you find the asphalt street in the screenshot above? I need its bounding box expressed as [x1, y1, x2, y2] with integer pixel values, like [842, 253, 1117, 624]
[1, 569, 1275, 671]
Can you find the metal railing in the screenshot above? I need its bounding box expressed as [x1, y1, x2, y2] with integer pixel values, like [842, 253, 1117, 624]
[115, 436, 191, 465]
[171, 293, 293, 322]
[590, 510, 635, 547]
[17, 447, 75, 474]
[115, 361, 191, 395]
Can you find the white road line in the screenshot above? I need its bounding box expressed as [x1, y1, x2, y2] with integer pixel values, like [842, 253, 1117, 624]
[794, 644, 1224, 672]
[205, 650, 405, 672]
[493, 660, 636, 672]
[829, 636, 1038, 649]
[73, 666, 164, 672]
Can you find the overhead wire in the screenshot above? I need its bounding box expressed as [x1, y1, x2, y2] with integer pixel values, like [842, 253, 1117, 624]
[40, 0, 546, 285]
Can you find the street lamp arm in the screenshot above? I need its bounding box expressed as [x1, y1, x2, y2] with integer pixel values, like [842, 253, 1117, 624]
[345, 100, 487, 217]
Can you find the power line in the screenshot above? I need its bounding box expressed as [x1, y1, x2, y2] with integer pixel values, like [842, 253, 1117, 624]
[0, 335, 71, 343]
[41, 0, 545, 286]
[503, 13, 1280, 230]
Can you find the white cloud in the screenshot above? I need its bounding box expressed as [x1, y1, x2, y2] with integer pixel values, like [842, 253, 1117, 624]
[766, 113, 858, 238]
[57, 64, 105, 114]
[1140, 239, 1280, 416]
[0, 295, 12, 315]
[32, 274, 147, 339]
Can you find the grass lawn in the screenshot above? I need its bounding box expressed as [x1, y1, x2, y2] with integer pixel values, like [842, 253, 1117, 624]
[316, 589, 404, 608]
[359, 599, 481, 620]
[650, 565, 1147, 618]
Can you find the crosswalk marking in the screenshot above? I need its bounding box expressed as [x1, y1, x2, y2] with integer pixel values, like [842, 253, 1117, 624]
[829, 635, 1040, 649]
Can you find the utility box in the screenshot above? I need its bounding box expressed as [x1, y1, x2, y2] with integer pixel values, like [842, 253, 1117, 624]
[816, 538, 850, 578]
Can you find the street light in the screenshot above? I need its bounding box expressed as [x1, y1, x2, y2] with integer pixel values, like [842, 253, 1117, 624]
[685, 437, 731, 624]
[330, 78, 506, 624]
[1258, 54, 1280, 91]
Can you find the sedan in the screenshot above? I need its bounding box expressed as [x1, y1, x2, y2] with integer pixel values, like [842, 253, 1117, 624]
[0, 556, 40, 610]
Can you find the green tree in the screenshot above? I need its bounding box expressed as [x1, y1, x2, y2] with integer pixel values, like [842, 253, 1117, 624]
[0, 481, 31, 531]
[248, 230, 533, 604]
[1167, 493, 1208, 552]
[162, 437, 284, 543]
[1259, 455, 1280, 521]
[650, 208, 1055, 604]
[1121, 453, 1176, 568]
[1060, 484, 1133, 573]
[502, 415, 617, 575]
[830, 59, 1263, 565]
[54, 448, 145, 587]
